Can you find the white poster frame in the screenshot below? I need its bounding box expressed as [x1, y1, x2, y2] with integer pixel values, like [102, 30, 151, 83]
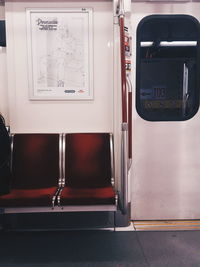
[26, 8, 93, 100]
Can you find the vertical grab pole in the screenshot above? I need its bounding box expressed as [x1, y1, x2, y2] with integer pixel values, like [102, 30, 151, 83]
[127, 75, 132, 169]
[119, 8, 129, 213]
[128, 92, 132, 161]
[121, 122, 128, 214]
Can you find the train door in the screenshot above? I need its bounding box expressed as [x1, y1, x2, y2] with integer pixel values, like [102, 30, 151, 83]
[131, 2, 200, 220]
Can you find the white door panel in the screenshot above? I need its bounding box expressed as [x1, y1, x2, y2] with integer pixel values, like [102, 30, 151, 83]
[132, 115, 200, 220]
[131, 2, 200, 220]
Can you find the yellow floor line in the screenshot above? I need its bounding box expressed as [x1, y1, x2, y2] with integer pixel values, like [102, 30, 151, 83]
[133, 220, 200, 231]
[135, 226, 200, 230]
[134, 222, 200, 226]
[134, 220, 200, 224]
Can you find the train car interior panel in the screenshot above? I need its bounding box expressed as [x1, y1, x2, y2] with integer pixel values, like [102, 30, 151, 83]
[0, 1, 126, 226]
[1, 0, 200, 266]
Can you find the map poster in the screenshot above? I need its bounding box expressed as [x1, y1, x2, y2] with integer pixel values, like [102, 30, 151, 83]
[26, 8, 93, 100]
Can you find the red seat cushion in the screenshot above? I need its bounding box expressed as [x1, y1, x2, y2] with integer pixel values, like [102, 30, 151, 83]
[60, 186, 116, 205]
[0, 187, 57, 207]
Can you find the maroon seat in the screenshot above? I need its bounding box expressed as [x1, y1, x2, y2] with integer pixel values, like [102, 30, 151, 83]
[59, 133, 116, 206]
[0, 134, 60, 207]
[0, 187, 57, 207]
[60, 187, 115, 205]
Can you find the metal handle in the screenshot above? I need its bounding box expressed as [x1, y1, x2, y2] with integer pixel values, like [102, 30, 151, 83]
[121, 123, 128, 214]
[126, 75, 132, 168]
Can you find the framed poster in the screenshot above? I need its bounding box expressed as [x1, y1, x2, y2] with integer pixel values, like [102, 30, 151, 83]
[26, 8, 93, 100]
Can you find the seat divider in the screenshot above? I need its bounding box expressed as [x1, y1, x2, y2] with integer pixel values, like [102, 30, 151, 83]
[55, 133, 66, 209]
[62, 133, 66, 188]
[110, 133, 115, 188]
[52, 133, 63, 209]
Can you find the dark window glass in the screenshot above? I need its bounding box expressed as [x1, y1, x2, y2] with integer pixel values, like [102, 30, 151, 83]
[136, 15, 200, 121]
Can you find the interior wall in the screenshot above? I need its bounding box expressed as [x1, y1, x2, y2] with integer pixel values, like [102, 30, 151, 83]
[5, 1, 113, 133]
[131, 2, 200, 220]
[4, 0, 200, 221]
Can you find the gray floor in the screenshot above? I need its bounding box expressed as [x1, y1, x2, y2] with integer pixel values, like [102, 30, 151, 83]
[0, 230, 200, 266]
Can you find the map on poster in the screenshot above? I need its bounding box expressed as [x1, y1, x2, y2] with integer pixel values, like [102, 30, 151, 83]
[27, 9, 93, 100]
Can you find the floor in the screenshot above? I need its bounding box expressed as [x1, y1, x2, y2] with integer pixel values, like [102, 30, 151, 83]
[0, 227, 200, 266]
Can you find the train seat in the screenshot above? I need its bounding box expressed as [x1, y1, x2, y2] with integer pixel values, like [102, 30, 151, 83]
[59, 187, 116, 206]
[0, 134, 60, 207]
[57, 133, 116, 207]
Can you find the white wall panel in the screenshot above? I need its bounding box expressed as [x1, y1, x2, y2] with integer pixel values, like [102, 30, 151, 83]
[5, 1, 113, 133]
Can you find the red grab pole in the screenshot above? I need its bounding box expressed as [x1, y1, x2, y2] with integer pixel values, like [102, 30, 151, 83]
[119, 15, 132, 162]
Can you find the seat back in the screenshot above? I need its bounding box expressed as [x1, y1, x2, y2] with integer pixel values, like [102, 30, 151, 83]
[65, 133, 112, 188]
[11, 134, 60, 189]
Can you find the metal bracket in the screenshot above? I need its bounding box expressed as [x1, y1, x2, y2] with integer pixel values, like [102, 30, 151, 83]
[122, 122, 128, 131]
[114, 15, 119, 25]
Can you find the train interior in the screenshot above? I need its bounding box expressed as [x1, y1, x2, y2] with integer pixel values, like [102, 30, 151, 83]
[0, 0, 200, 266]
